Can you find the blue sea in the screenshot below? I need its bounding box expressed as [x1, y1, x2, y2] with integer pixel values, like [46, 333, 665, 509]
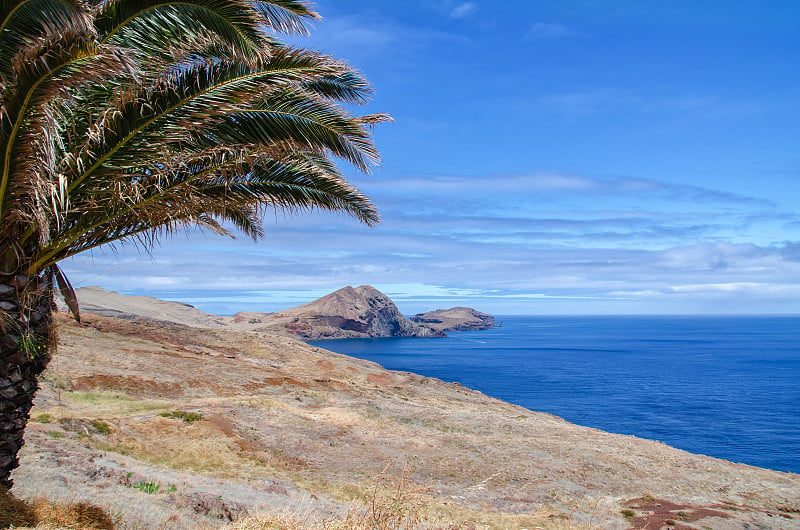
[311, 316, 800, 474]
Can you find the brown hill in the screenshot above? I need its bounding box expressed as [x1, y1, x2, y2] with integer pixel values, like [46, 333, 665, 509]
[75, 286, 227, 328]
[265, 285, 445, 339]
[411, 307, 495, 332]
[10, 313, 800, 529]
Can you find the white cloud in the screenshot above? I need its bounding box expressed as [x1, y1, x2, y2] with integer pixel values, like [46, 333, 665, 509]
[58, 171, 799, 316]
[538, 89, 768, 123]
[527, 22, 575, 39]
[450, 2, 477, 19]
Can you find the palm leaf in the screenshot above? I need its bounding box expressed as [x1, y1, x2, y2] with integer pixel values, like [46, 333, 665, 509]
[52, 262, 79, 321]
[59, 49, 376, 196]
[93, 0, 287, 51]
[0, 0, 88, 78]
[31, 150, 378, 269]
[5, 0, 385, 279]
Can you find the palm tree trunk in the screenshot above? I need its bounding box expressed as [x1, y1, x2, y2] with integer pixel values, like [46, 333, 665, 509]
[0, 271, 53, 488]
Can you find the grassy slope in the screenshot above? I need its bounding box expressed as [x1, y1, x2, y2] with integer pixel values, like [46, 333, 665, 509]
[7, 314, 800, 529]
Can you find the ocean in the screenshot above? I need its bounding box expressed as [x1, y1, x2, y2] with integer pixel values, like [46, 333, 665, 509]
[311, 315, 800, 474]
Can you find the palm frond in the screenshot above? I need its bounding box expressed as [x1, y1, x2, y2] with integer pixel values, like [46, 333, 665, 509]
[4, 0, 386, 279]
[0, 22, 139, 225]
[250, 0, 319, 34]
[61, 50, 377, 194]
[209, 93, 380, 172]
[0, 0, 89, 78]
[31, 150, 378, 269]
[93, 0, 289, 53]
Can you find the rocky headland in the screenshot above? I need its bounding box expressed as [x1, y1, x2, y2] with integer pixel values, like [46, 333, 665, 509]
[410, 307, 495, 332]
[262, 285, 445, 339]
[72, 285, 491, 340]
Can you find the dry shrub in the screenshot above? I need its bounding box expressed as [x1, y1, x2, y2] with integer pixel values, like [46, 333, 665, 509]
[224, 513, 311, 529]
[29, 499, 115, 529]
[226, 463, 427, 530]
[0, 488, 114, 529]
[0, 488, 36, 527]
[97, 416, 247, 474]
[341, 462, 426, 529]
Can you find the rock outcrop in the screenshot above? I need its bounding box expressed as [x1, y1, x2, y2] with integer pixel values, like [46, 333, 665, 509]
[271, 285, 445, 340]
[411, 307, 495, 332]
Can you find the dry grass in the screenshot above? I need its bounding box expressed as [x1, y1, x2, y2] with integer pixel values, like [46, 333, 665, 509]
[59, 390, 174, 416]
[93, 416, 251, 475]
[0, 488, 115, 529]
[226, 464, 426, 530]
[13, 314, 798, 530]
[338, 463, 426, 529]
[226, 465, 593, 530]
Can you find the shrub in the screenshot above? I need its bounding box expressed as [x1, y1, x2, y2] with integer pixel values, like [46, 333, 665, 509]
[90, 420, 113, 434]
[160, 410, 205, 424]
[129, 481, 177, 495]
[33, 413, 54, 424]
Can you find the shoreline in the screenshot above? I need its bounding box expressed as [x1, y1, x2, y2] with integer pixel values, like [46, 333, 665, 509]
[311, 315, 800, 477]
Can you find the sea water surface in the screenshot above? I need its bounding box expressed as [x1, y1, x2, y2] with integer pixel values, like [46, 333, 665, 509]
[311, 316, 800, 474]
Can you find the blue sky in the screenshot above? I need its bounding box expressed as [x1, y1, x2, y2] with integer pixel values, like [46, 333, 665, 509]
[62, 0, 800, 315]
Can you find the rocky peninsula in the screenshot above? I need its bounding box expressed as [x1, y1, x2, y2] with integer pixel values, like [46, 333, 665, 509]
[261, 285, 445, 339]
[72, 285, 491, 340]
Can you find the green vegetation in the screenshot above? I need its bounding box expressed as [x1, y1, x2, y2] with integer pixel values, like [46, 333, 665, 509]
[621, 509, 636, 519]
[19, 333, 47, 360]
[64, 392, 132, 404]
[61, 391, 174, 417]
[160, 410, 204, 424]
[129, 481, 177, 495]
[90, 420, 113, 435]
[33, 413, 54, 424]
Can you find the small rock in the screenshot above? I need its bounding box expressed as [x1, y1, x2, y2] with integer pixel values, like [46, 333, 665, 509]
[177, 492, 248, 522]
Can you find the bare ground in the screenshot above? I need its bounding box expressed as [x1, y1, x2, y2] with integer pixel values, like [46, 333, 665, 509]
[9, 314, 800, 529]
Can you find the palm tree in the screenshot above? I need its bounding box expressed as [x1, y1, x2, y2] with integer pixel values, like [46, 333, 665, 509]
[0, 0, 387, 487]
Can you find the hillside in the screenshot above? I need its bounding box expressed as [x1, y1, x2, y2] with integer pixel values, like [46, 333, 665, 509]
[8, 312, 800, 528]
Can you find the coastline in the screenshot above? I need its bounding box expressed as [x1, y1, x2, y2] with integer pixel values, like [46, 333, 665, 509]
[313, 314, 800, 476]
[11, 313, 800, 528]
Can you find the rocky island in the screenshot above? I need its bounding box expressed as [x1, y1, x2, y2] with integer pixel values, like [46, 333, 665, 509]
[411, 306, 495, 332]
